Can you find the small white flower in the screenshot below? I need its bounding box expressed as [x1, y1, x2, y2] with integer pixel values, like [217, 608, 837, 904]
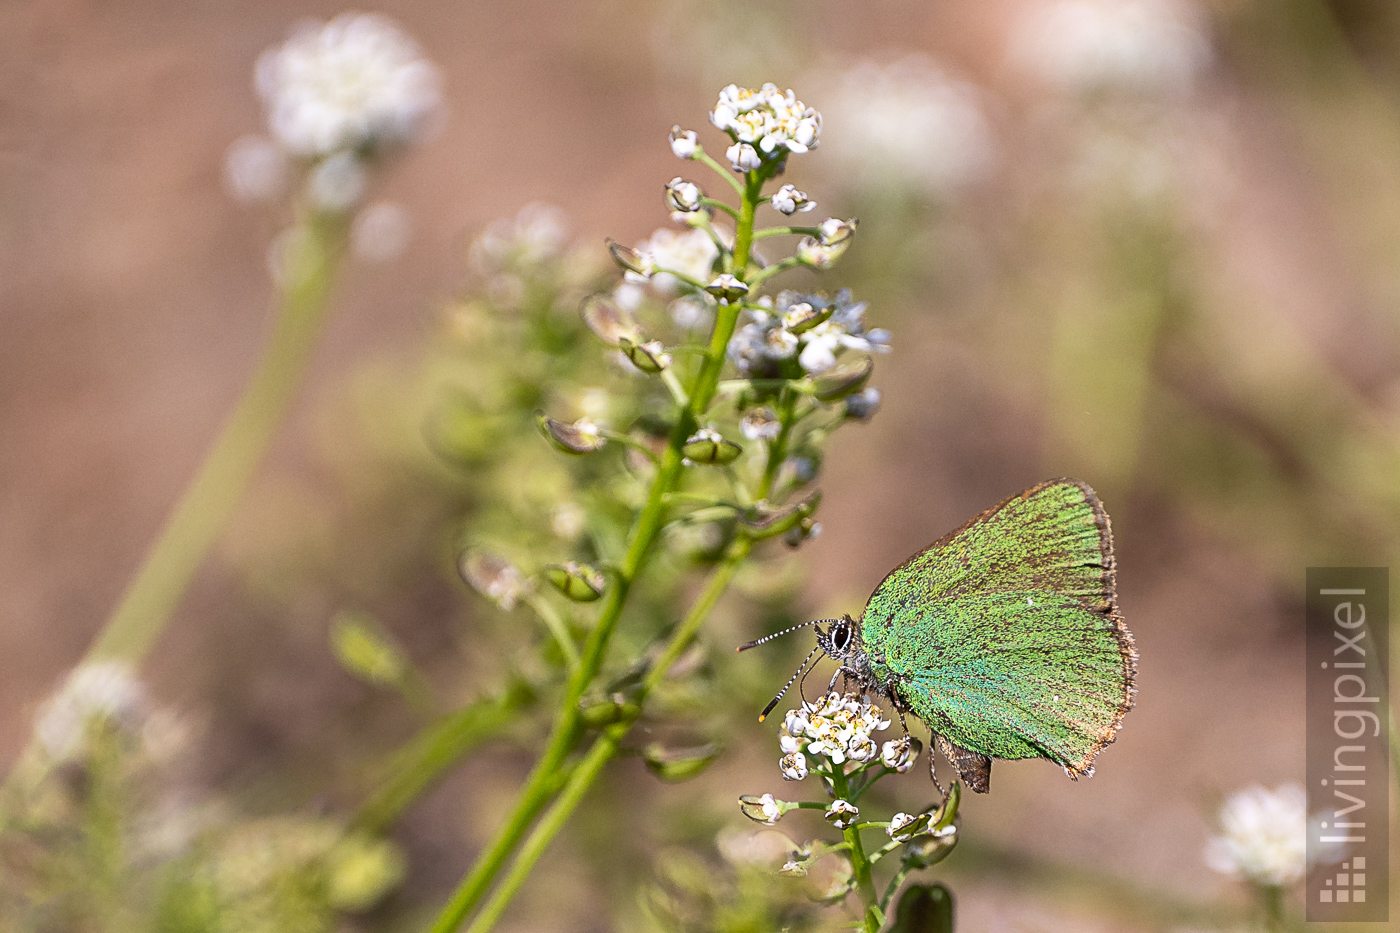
[770, 184, 815, 215]
[846, 733, 878, 763]
[778, 730, 803, 754]
[256, 13, 442, 157]
[1203, 784, 1308, 887]
[818, 218, 857, 246]
[784, 708, 811, 737]
[825, 799, 860, 829]
[308, 151, 368, 212]
[759, 793, 783, 823]
[223, 135, 289, 202]
[880, 735, 917, 771]
[36, 662, 147, 761]
[725, 142, 762, 172]
[351, 201, 412, 261]
[665, 177, 704, 213]
[780, 751, 808, 781]
[739, 792, 786, 824]
[669, 125, 699, 159]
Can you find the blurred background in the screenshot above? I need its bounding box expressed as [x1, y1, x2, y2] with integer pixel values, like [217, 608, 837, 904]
[3, 0, 1399, 929]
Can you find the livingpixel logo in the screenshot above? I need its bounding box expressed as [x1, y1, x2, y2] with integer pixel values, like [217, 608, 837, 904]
[1306, 568, 1389, 922]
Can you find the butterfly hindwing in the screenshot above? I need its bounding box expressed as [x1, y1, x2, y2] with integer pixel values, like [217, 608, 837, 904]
[859, 480, 1136, 787]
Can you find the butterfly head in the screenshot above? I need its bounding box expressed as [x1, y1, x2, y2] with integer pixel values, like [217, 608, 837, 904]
[816, 615, 867, 671]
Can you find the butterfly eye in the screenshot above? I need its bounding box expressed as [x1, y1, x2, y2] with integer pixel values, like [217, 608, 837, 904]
[832, 623, 851, 651]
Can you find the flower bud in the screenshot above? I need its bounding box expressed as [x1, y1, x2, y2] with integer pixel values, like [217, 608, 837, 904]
[326, 834, 407, 912]
[669, 125, 698, 159]
[580, 294, 641, 346]
[458, 552, 528, 611]
[607, 238, 652, 276]
[845, 386, 882, 422]
[780, 751, 808, 781]
[770, 184, 815, 215]
[739, 793, 787, 825]
[618, 336, 673, 374]
[818, 217, 857, 246]
[665, 177, 704, 213]
[682, 427, 742, 465]
[705, 273, 749, 302]
[643, 743, 721, 782]
[824, 798, 859, 829]
[811, 355, 874, 402]
[797, 237, 848, 269]
[780, 301, 833, 334]
[537, 414, 606, 454]
[544, 561, 606, 602]
[904, 823, 958, 869]
[726, 141, 762, 172]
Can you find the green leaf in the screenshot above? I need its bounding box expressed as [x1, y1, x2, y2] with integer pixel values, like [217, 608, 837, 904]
[331, 611, 407, 687]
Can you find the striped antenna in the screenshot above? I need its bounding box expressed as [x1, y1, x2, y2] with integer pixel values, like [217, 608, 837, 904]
[758, 645, 822, 722]
[736, 619, 838, 653]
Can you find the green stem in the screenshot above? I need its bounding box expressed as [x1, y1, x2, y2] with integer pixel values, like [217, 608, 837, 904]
[461, 541, 751, 933]
[522, 593, 580, 674]
[425, 169, 767, 933]
[695, 148, 747, 198]
[89, 211, 347, 662]
[832, 767, 883, 933]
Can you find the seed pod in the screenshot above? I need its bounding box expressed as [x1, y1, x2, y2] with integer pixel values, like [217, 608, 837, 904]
[643, 743, 721, 782]
[618, 336, 672, 374]
[705, 273, 749, 302]
[544, 561, 606, 602]
[580, 294, 641, 346]
[537, 414, 606, 454]
[682, 428, 742, 465]
[780, 301, 834, 334]
[607, 238, 651, 276]
[811, 356, 874, 402]
[742, 490, 822, 540]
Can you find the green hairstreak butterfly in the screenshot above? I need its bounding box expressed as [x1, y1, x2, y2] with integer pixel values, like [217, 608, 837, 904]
[741, 478, 1137, 793]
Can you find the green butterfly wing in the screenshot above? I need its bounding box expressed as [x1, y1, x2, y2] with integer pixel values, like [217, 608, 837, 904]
[860, 479, 1136, 782]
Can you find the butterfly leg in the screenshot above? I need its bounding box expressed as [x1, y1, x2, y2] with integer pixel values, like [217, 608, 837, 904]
[927, 741, 946, 797]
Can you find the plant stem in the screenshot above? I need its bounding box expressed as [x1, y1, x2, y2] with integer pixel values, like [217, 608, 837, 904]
[832, 767, 883, 933]
[460, 541, 750, 933]
[89, 211, 347, 663]
[425, 168, 767, 933]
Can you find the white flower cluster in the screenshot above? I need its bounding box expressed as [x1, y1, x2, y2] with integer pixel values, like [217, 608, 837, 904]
[36, 661, 148, 761]
[1203, 784, 1308, 887]
[818, 56, 995, 197]
[256, 14, 442, 157]
[778, 692, 894, 779]
[710, 83, 822, 171]
[226, 14, 441, 215]
[729, 290, 890, 377]
[1010, 0, 1209, 97]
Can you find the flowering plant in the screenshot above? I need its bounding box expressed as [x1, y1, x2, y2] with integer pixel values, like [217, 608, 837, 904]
[740, 693, 958, 932]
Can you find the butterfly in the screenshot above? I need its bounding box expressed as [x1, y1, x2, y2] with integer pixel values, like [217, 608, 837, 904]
[742, 479, 1137, 794]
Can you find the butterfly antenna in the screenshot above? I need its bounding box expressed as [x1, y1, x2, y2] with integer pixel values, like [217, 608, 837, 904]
[736, 619, 838, 653]
[758, 645, 822, 722]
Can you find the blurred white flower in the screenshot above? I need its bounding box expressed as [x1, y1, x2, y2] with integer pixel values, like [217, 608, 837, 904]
[817, 55, 994, 197]
[266, 225, 312, 286]
[1010, 0, 1209, 97]
[668, 295, 711, 330]
[845, 386, 883, 422]
[223, 135, 289, 202]
[1204, 784, 1307, 887]
[308, 151, 368, 211]
[470, 203, 569, 272]
[632, 228, 719, 293]
[256, 13, 442, 157]
[730, 290, 889, 377]
[36, 661, 147, 760]
[351, 201, 412, 261]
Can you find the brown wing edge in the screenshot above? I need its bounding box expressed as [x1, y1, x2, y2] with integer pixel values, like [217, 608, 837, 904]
[1055, 478, 1137, 778]
[872, 479, 1139, 778]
